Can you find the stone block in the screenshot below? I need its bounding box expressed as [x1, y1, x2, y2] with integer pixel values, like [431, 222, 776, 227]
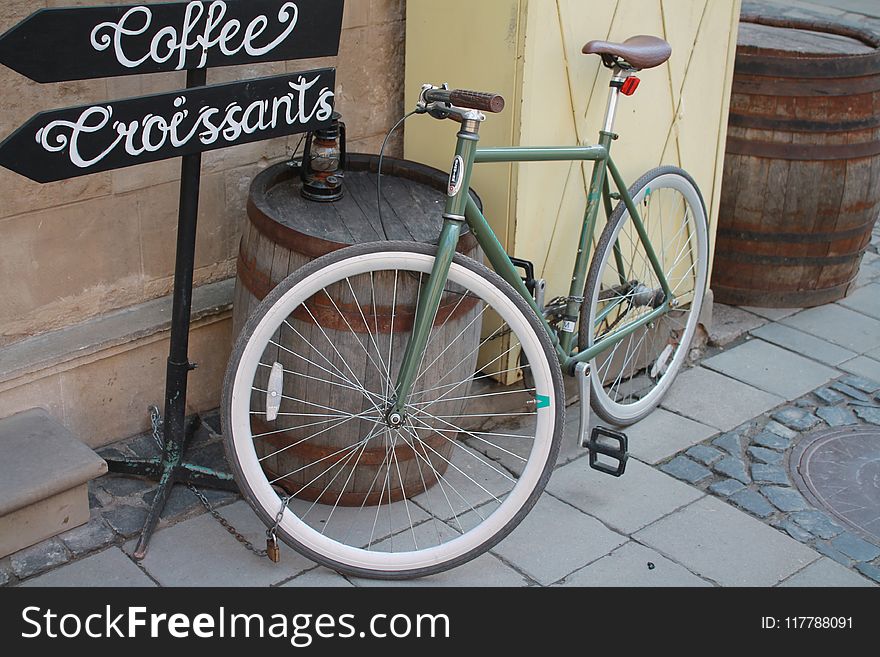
[729, 489, 775, 518]
[661, 367, 783, 431]
[706, 304, 766, 346]
[751, 464, 789, 485]
[830, 533, 880, 562]
[625, 408, 717, 464]
[548, 457, 703, 535]
[559, 541, 711, 587]
[634, 496, 817, 586]
[686, 444, 724, 465]
[781, 304, 880, 353]
[709, 478, 746, 497]
[714, 456, 750, 484]
[659, 456, 712, 484]
[0, 409, 107, 557]
[20, 547, 155, 587]
[816, 405, 858, 427]
[761, 486, 809, 513]
[10, 538, 70, 580]
[483, 495, 626, 586]
[779, 558, 874, 587]
[750, 323, 855, 366]
[703, 339, 837, 400]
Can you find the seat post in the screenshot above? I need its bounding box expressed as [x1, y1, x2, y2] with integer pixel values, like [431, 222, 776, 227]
[602, 66, 632, 134]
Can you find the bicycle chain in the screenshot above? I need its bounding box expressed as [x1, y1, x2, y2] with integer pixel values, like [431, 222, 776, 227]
[147, 405, 270, 560]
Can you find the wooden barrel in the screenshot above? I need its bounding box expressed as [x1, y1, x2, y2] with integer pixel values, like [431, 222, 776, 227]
[714, 15, 880, 307]
[234, 154, 484, 505]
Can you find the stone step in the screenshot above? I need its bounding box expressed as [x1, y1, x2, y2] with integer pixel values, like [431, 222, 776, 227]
[0, 408, 107, 558]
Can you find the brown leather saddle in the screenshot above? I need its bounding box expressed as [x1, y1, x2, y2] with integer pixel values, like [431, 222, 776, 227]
[582, 35, 672, 70]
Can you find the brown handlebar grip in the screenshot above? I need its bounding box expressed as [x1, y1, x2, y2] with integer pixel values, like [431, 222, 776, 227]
[448, 89, 506, 113]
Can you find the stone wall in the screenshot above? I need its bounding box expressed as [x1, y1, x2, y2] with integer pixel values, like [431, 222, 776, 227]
[0, 0, 405, 445]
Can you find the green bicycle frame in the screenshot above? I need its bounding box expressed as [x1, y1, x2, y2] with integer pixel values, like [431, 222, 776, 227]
[392, 125, 673, 414]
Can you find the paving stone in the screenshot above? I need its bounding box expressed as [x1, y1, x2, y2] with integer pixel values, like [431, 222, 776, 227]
[777, 519, 815, 544]
[102, 504, 149, 538]
[837, 282, 880, 320]
[750, 323, 856, 366]
[854, 406, 880, 425]
[839, 360, 880, 385]
[707, 304, 767, 347]
[830, 533, 880, 562]
[748, 446, 783, 465]
[770, 407, 820, 432]
[815, 405, 858, 427]
[830, 381, 872, 402]
[840, 376, 880, 393]
[97, 474, 153, 498]
[794, 399, 817, 410]
[751, 464, 789, 485]
[201, 410, 223, 436]
[131, 501, 316, 586]
[764, 420, 798, 440]
[729, 489, 775, 518]
[815, 542, 851, 566]
[713, 432, 744, 457]
[0, 563, 12, 586]
[20, 547, 155, 587]
[713, 456, 750, 484]
[709, 478, 746, 497]
[703, 339, 837, 400]
[559, 541, 711, 587]
[10, 539, 70, 579]
[790, 510, 845, 540]
[661, 367, 784, 432]
[781, 304, 880, 353]
[283, 569, 354, 588]
[743, 306, 800, 321]
[548, 457, 703, 535]
[779, 558, 874, 587]
[814, 387, 847, 405]
[59, 515, 116, 557]
[486, 495, 626, 586]
[141, 484, 202, 520]
[624, 408, 718, 464]
[752, 431, 791, 451]
[855, 562, 880, 584]
[686, 444, 724, 465]
[659, 456, 712, 484]
[761, 486, 809, 513]
[635, 496, 816, 586]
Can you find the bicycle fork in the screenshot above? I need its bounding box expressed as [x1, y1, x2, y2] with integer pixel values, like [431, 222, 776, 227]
[389, 112, 483, 420]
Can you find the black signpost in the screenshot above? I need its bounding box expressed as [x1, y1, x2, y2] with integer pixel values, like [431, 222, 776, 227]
[0, 0, 344, 558]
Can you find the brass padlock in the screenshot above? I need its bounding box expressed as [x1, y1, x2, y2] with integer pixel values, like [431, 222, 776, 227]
[266, 534, 280, 563]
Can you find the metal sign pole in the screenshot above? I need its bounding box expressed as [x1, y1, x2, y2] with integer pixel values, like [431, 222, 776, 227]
[106, 66, 239, 560]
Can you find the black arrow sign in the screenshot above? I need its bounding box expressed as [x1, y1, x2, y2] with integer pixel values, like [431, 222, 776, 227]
[0, 68, 335, 182]
[0, 0, 343, 83]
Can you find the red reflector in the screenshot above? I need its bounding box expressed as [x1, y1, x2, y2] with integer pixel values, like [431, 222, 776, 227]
[621, 77, 640, 96]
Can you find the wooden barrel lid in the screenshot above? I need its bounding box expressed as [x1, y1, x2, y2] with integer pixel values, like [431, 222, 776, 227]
[247, 153, 480, 259]
[738, 22, 875, 56]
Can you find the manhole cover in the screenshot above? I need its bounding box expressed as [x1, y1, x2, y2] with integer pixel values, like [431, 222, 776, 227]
[791, 426, 880, 544]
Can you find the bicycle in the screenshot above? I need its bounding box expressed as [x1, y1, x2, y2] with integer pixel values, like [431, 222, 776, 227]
[221, 35, 709, 579]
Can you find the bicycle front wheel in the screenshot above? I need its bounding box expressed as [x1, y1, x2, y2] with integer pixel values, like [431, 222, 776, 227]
[223, 241, 564, 579]
[581, 167, 709, 425]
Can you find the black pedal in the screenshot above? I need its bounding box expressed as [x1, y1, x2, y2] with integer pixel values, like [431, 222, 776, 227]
[586, 427, 628, 477]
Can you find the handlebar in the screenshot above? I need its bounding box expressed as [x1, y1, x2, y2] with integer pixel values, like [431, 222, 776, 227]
[422, 87, 506, 114]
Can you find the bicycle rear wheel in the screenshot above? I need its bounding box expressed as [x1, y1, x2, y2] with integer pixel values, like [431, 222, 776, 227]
[580, 167, 708, 425]
[223, 241, 564, 579]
